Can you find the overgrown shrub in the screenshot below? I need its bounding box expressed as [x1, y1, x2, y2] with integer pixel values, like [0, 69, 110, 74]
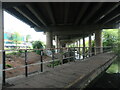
[6, 64, 12, 68]
[32, 41, 44, 55]
[47, 60, 61, 67]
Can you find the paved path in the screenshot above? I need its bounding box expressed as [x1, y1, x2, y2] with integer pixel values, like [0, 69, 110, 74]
[4, 52, 116, 89]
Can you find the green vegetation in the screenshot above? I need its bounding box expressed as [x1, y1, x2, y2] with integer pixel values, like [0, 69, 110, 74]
[103, 29, 119, 73]
[26, 34, 31, 43]
[32, 41, 44, 55]
[102, 29, 118, 47]
[47, 60, 61, 67]
[6, 64, 12, 68]
[11, 32, 22, 47]
[6, 50, 24, 56]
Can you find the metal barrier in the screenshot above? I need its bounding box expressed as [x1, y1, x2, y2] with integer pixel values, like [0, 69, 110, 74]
[0, 46, 113, 85]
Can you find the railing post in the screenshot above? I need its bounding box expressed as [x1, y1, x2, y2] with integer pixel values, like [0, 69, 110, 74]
[68, 48, 70, 63]
[79, 47, 80, 60]
[89, 47, 92, 57]
[94, 47, 96, 55]
[25, 50, 28, 77]
[61, 48, 63, 64]
[52, 49, 54, 68]
[83, 47, 85, 59]
[40, 50, 43, 72]
[74, 47, 76, 62]
[2, 50, 5, 86]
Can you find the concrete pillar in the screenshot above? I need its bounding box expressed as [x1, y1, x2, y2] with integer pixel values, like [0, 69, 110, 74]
[83, 37, 85, 59]
[76, 40, 78, 47]
[55, 35, 58, 48]
[58, 39, 61, 48]
[95, 30, 103, 54]
[89, 35, 92, 56]
[46, 32, 53, 48]
[79, 39, 81, 47]
[0, 1, 4, 88]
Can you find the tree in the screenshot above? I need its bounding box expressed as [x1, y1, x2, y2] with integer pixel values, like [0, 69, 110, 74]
[32, 41, 44, 55]
[26, 35, 31, 42]
[102, 29, 118, 47]
[11, 32, 21, 48]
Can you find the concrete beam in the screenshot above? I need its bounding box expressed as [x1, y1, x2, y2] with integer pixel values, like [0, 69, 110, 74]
[64, 2, 70, 24]
[103, 13, 120, 24]
[13, 7, 40, 27]
[94, 2, 120, 23]
[74, 2, 90, 25]
[34, 24, 116, 33]
[81, 2, 103, 24]
[26, 4, 47, 27]
[44, 2, 56, 25]
[0, 1, 4, 88]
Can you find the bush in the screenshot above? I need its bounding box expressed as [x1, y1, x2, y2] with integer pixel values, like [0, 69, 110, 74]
[47, 60, 61, 67]
[6, 64, 12, 68]
[32, 41, 44, 55]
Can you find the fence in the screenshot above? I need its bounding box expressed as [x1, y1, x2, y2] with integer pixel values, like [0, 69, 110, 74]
[0, 46, 113, 85]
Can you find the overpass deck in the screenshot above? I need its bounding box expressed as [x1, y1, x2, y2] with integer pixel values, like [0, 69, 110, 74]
[4, 52, 116, 89]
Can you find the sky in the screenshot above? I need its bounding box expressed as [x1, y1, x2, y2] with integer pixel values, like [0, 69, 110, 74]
[4, 11, 94, 46]
[4, 11, 46, 43]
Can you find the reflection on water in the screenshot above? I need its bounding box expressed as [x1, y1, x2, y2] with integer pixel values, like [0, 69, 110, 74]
[107, 57, 120, 74]
[84, 56, 120, 88]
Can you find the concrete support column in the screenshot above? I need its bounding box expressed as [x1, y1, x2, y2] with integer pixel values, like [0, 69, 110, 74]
[66, 43, 69, 47]
[76, 41, 78, 47]
[55, 35, 59, 53]
[95, 30, 103, 54]
[55, 35, 58, 48]
[0, 1, 4, 88]
[79, 39, 81, 47]
[58, 39, 61, 48]
[83, 37, 85, 59]
[89, 35, 92, 56]
[46, 32, 53, 48]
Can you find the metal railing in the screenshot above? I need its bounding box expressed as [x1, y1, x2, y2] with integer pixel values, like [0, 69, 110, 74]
[0, 46, 113, 85]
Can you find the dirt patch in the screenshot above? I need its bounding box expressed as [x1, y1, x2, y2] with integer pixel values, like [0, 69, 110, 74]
[5, 52, 52, 78]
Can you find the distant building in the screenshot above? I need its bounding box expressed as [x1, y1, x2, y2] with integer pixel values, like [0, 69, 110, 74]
[4, 32, 32, 48]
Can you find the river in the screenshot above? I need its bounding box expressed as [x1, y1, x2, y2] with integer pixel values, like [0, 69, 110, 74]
[85, 57, 120, 89]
